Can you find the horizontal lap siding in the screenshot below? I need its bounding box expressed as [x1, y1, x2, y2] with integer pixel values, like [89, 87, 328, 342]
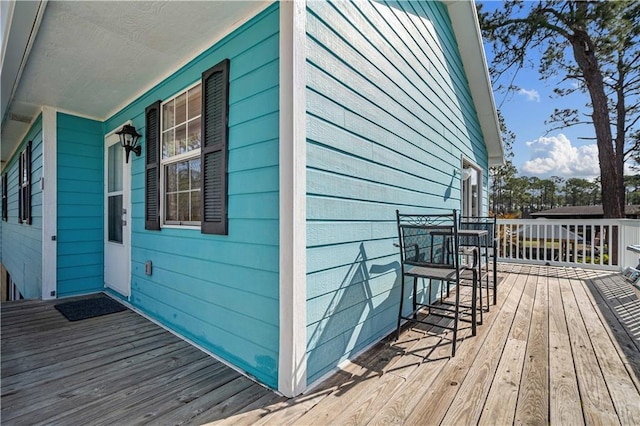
[56, 113, 104, 297]
[1, 116, 43, 299]
[105, 4, 280, 389]
[305, 0, 488, 384]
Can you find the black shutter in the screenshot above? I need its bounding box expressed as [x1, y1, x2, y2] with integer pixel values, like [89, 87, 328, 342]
[25, 140, 32, 224]
[2, 173, 7, 221]
[201, 59, 230, 235]
[18, 149, 23, 224]
[145, 101, 161, 230]
[17, 142, 32, 224]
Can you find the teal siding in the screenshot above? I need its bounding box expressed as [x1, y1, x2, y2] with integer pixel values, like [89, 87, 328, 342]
[305, 0, 489, 383]
[104, 4, 280, 389]
[56, 113, 104, 297]
[1, 115, 44, 299]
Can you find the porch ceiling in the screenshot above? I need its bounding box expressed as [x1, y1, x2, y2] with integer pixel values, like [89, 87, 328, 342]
[1, 0, 271, 164]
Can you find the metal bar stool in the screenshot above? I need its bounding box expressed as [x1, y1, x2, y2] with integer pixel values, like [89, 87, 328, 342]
[395, 209, 478, 357]
[460, 216, 498, 307]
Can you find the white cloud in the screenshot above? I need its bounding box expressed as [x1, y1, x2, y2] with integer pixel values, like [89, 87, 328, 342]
[624, 160, 638, 176]
[522, 134, 600, 179]
[518, 88, 540, 102]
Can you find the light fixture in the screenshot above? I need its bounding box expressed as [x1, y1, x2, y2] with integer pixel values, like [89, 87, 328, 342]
[461, 167, 473, 180]
[116, 124, 142, 163]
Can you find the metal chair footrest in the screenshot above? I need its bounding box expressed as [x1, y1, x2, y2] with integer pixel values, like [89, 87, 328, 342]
[399, 315, 456, 331]
[414, 303, 459, 316]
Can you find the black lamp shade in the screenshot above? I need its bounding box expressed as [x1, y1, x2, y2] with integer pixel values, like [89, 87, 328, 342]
[116, 124, 142, 163]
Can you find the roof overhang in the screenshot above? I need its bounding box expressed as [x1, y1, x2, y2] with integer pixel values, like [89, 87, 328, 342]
[1, 0, 47, 168]
[1, 0, 505, 168]
[444, 0, 504, 167]
[1, 0, 272, 167]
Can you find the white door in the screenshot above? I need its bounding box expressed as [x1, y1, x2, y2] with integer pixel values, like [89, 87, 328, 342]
[104, 130, 131, 297]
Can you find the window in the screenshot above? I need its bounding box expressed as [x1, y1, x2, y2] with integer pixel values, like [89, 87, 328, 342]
[2, 172, 7, 221]
[145, 59, 229, 234]
[18, 141, 32, 224]
[161, 83, 202, 226]
[462, 160, 482, 218]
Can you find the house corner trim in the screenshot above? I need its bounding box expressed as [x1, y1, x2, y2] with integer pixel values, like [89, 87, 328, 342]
[41, 106, 57, 300]
[278, 0, 307, 398]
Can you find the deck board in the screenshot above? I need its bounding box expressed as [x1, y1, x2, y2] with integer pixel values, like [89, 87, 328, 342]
[2, 265, 640, 425]
[2, 325, 165, 375]
[6, 345, 204, 425]
[294, 308, 461, 425]
[438, 269, 523, 425]
[476, 267, 532, 425]
[325, 313, 464, 426]
[548, 274, 584, 425]
[1, 340, 192, 420]
[515, 269, 549, 424]
[583, 275, 640, 393]
[87, 362, 233, 426]
[571, 277, 640, 424]
[561, 272, 620, 424]
[405, 268, 528, 425]
[1, 319, 160, 361]
[179, 381, 273, 425]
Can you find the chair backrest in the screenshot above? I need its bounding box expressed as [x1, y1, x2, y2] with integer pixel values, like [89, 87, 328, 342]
[396, 210, 459, 269]
[459, 216, 497, 248]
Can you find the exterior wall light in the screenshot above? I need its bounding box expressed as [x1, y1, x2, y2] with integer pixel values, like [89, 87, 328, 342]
[116, 124, 142, 163]
[461, 167, 473, 180]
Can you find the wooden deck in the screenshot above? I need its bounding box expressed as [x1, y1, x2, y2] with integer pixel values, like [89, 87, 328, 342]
[2, 264, 640, 425]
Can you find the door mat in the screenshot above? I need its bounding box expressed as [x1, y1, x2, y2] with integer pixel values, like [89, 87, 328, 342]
[54, 296, 127, 321]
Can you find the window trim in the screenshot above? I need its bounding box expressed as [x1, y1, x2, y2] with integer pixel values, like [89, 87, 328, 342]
[461, 157, 483, 218]
[159, 80, 203, 228]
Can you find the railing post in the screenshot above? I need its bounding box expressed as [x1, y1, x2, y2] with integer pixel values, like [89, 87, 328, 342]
[610, 224, 616, 267]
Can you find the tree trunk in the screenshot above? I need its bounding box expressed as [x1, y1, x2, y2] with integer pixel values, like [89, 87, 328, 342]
[615, 53, 627, 215]
[570, 30, 624, 218]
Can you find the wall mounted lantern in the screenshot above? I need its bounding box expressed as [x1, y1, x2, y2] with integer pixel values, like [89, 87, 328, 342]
[116, 124, 142, 163]
[461, 167, 473, 180]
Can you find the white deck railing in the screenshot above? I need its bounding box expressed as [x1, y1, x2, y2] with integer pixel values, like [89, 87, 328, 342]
[496, 218, 640, 271]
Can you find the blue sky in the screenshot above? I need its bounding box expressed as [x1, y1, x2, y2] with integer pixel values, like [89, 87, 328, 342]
[489, 63, 602, 180]
[477, 1, 616, 181]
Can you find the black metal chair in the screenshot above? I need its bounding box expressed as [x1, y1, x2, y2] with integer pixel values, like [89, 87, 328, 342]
[395, 209, 478, 357]
[460, 216, 498, 307]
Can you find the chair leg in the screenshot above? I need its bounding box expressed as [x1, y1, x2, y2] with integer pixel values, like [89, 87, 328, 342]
[412, 277, 418, 320]
[396, 276, 406, 340]
[452, 279, 460, 357]
[428, 278, 433, 314]
[486, 260, 491, 311]
[471, 270, 477, 336]
[484, 253, 490, 313]
[477, 265, 483, 326]
[493, 248, 498, 305]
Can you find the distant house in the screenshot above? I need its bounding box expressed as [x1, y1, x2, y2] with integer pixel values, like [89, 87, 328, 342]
[531, 205, 640, 219]
[0, 0, 503, 396]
